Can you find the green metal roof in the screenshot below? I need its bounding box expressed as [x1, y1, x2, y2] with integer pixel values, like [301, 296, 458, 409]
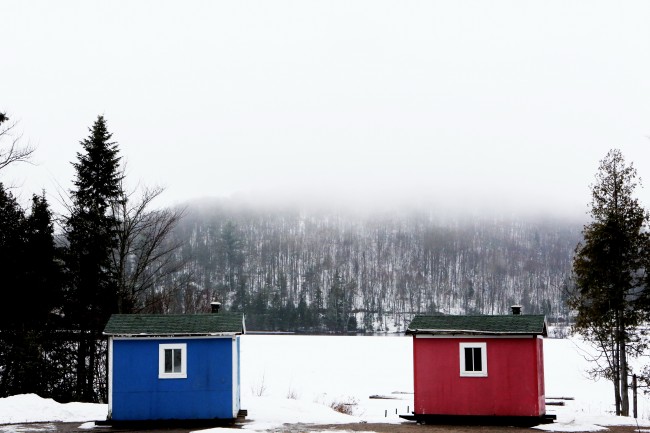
[103, 313, 245, 336]
[406, 314, 547, 336]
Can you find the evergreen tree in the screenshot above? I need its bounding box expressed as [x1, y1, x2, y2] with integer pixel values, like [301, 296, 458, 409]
[23, 193, 66, 399]
[231, 275, 249, 313]
[249, 289, 269, 330]
[64, 115, 122, 402]
[220, 221, 244, 296]
[0, 184, 28, 397]
[0, 184, 27, 329]
[569, 149, 650, 417]
[347, 315, 358, 333]
[313, 286, 324, 330]
[282, 302, 297, 331]
[0, 188, 64, 398]
[326, 271, 347, 332]
[25, 193, 64, 328]
[296, 293, 311, 330]
[270, 291, 282, 330]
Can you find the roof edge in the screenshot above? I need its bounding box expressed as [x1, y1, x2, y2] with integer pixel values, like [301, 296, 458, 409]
[104, 331, 243, 337]
[406, 328, 546, 336]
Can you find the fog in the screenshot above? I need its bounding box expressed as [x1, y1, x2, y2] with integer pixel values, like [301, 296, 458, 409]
[2, 1, 649, 218]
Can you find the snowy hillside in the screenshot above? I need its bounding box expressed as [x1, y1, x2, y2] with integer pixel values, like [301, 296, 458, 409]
[174, 206, 580, 331]
[0, 335, 649, 432]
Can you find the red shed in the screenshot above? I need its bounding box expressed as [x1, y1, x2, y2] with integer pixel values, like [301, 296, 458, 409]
[402, 310, 554, 425]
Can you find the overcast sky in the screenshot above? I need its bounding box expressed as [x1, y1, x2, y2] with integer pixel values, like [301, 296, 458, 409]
[2, 1, 649, 218]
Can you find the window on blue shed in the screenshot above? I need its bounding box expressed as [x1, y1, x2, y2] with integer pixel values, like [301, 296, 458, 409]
[459, 342, 487, 377]
[165, 348, 182, 373]
[159, 343, 187, 379]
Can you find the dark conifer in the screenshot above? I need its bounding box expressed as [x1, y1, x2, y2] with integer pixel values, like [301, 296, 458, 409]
[25, 193, 64, 328]
[0, 186, 57, 398]
[569, 149, 650, 417]
[64, 115, 122, 402]
[0, 184, 27, 329]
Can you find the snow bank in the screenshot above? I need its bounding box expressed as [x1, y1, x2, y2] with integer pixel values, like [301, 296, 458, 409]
[0, 394, 107, 424]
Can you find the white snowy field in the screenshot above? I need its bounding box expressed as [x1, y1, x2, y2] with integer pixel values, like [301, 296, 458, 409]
[1, 334, 649, 433]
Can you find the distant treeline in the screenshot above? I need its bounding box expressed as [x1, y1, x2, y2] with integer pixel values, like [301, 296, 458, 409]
[173, 202, 581, 332]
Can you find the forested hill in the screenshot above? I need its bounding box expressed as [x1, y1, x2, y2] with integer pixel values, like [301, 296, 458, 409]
[173, 201, 583, 333]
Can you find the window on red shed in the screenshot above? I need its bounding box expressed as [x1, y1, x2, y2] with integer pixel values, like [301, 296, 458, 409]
[459, 342, 487, 377]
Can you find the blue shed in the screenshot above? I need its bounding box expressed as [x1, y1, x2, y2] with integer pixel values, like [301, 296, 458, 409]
[103, 311, 245, 423]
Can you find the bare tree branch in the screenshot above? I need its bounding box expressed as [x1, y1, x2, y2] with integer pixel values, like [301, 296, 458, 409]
[0, 115, 36, 171]
[110, 178, 187, 313]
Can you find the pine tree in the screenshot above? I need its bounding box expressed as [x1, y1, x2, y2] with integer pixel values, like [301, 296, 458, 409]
[64, 115, 122, 402]
[0, 185, 26, 397]
[313, 286, 324, 330]
[569, 149, 650, 416]
[326, 271, 348, 332]
[0, 188, 63, 398]
[25, 193, 64, 328]
[23, 193, 65, 398]
[0, 184, 27, 329]
[220, 221, 244, 297]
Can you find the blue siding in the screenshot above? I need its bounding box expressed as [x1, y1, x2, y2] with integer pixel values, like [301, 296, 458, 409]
[111, 337, 235, 421]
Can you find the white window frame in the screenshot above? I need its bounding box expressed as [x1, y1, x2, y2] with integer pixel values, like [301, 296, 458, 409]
[159, 343, 187, 379]
[459, 342, 487, 377]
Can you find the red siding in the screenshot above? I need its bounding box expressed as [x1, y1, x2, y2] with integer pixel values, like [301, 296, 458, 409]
[413, 336, 544, 417]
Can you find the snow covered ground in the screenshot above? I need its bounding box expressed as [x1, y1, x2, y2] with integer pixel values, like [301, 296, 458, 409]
[0, 334, 649, 432]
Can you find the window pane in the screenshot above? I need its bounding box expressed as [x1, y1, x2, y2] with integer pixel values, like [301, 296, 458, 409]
[473, 348, 482, 371]
[173, 349, 182, 373]
[464, 347, 474, 371]
[164, 349, 173, 373]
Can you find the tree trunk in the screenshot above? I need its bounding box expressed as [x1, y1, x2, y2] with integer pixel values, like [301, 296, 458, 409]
[619, 325, 629, 416]
[613, 328, 621, 416]
[85, 335, 96, 401]
[75, 335, 88, 401]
